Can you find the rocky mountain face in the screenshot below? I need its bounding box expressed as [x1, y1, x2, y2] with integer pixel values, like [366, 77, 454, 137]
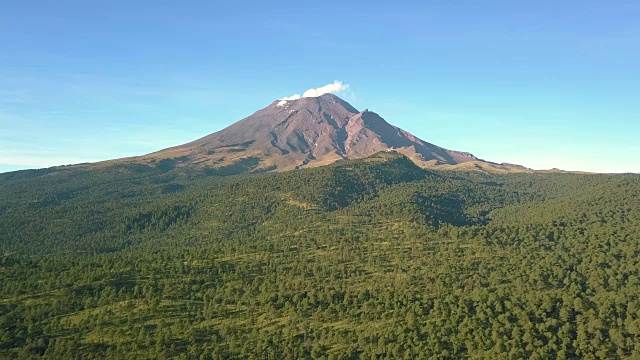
[135, 93, 502, 173]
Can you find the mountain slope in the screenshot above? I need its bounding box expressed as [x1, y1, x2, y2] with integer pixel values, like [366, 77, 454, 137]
[131, 93, 506, 172]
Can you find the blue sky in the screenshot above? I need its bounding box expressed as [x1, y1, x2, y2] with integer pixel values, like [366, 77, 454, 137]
[1, 0, 639, 173]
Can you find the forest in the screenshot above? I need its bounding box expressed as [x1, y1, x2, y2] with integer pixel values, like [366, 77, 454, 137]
[1, 152, 639, 359]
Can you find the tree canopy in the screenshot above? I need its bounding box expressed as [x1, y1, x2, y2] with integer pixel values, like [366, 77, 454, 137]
[1, 153, 639, 359]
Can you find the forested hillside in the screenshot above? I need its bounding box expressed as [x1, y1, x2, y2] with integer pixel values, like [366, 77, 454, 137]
[1, 152, 639, 359]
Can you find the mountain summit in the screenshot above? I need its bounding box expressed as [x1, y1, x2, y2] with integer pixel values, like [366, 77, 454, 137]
[137, 93, 515, 173]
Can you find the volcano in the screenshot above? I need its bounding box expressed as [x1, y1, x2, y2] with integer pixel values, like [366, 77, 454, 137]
[128, 93, 523, 173]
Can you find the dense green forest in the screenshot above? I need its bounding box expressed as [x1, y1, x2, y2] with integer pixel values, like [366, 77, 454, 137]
[1, 152, 639, 359]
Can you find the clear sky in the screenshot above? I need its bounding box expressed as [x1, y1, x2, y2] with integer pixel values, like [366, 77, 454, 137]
[1, 0, 639, 173]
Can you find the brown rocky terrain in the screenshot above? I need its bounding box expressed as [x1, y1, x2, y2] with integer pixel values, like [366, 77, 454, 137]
[121, 93, 526, 173]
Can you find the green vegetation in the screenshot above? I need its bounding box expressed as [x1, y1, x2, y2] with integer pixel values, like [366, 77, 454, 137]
[1, 152, 639, 359]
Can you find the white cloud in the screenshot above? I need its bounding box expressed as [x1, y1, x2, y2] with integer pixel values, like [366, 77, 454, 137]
[276, 94, 301, 107]
[279, 81, 350, 102]
[279, 94, 301, 101]
[302, 81, 350, 98]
